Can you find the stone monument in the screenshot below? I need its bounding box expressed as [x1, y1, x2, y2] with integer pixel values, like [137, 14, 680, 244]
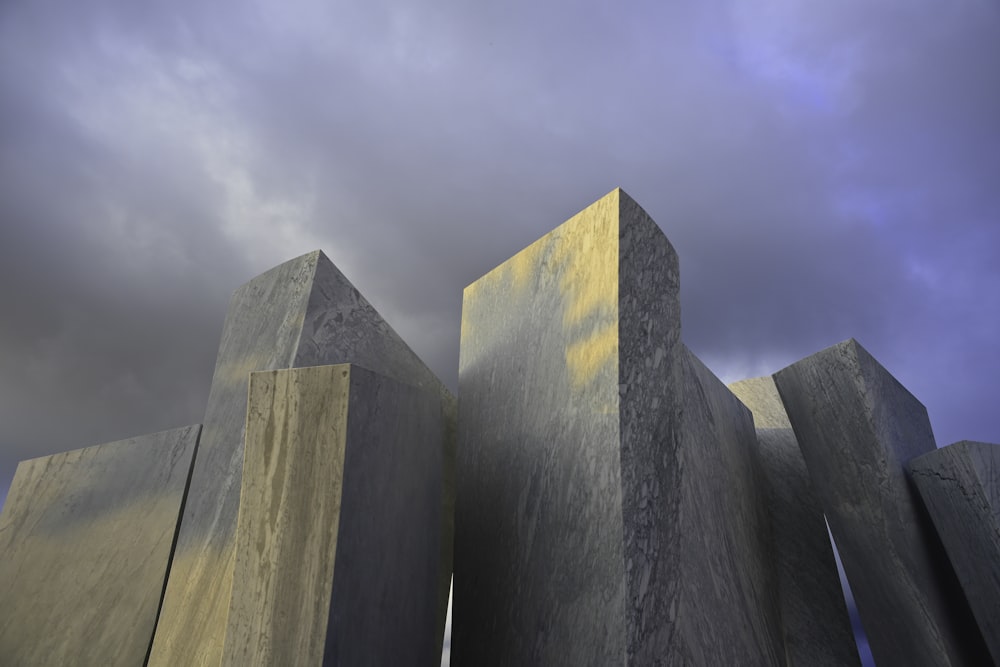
[0, 425, 200, 665]
[454, 188, 785, 665]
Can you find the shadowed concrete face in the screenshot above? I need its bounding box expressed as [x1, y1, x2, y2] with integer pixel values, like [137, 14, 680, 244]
[773, 339, 991, 667]
[728, 376, 860, 667]
[0, 425, 200, 666]
[221, 364, 442, 667]
[454, 188, 784, 666]
[908, 440, 1000, 665]
[149, 250, 454, 667]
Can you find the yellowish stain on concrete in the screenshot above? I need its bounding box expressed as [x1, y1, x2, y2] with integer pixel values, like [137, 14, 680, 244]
[222, 365, 351, 667]
[461, 188, 622, 396]
[565, 321, 618, 389]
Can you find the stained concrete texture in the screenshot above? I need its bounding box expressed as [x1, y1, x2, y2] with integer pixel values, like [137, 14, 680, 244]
[728, 376, 860, 667]
[454, 188, 784, 666]
[221, 364, 442, 667]
[0, 425, 200, 666]
[149, 250, 455, 667]
[908, 440, 1000, 665]
[773, 339, 991, 667]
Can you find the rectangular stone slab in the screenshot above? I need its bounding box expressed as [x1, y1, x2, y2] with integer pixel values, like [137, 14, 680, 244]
[773, 339, 991, 667]
[221, 364, 442, 666]
[0, 425, 200, 666]
[728, 376, 860, 667]
[908, 440, 1000, 665]
[454, 188, 784, 666]
[149, 250, 455, 667]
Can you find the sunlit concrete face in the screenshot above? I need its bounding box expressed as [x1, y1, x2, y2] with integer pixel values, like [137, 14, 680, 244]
[728, 376, 860, 667]
[149, 250, 455, 667]
[454, 188, 785, 666]
[0, 425, 200, 666]
[773, 339, 992, 667]
[908, 440, 1000, 665]
[221, 364, 442, 667]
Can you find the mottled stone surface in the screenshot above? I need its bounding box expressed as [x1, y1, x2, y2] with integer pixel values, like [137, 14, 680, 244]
[773, 339, 991, 667]
[454, 188, 784, 666]
[221, 364, 442, 667]
[729, 376, 860, 667]
[0, 425, 200, 666]
[149, 250, 454, 667]
[908, 440, 1000, 665]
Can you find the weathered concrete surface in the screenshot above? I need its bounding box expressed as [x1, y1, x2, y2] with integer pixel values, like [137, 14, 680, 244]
[149, 250, 454, 667]
[908, 440, 1000, 665]
[0, 425, 200, 666]
[221, 364, 442, 667]
[729, 376, 860, 667]
[773, 339, 991, 667]
[454, 188, 784, 666]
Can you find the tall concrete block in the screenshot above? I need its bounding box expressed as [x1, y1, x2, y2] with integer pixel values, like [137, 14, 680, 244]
[149, 251, 455, 667]
[221, 364, 442, 666]
[0, 425, 200, 666]
[454, 188, 784, 666]
[728, 376, 860, 667]
[908, 440, 1000, 665]
[773, 339, 990, 667]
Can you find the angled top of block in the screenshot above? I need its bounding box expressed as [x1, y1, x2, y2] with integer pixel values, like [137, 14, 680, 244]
[459, 187, 680, 395]
[775, 337, 934, 454]
[150, 247, 453, 667]
[463, 187, 677, 294]
[910, 440, 1000, 513]
[728, 375, 791, 429]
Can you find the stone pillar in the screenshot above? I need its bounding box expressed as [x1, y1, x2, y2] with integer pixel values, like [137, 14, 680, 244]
[728, 376, 860, 667]
[454, 188, 784, 666]
[221, 364, 443, 666]
[0, 425, 200, 666]
[149, 251, 454, 667]
[773, 339, 990, 666]
[908, 440, 1000, 665]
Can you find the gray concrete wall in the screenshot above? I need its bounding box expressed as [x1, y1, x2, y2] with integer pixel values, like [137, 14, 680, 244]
[454, 188, 784, 666]
[0, 425, 199, 666]
[221, 364, 442, 667]
[774, 339, 990, 667]
[149, 250, 454, 667]
[908, 440, 1000, 665]
[728, 375, 860, 667]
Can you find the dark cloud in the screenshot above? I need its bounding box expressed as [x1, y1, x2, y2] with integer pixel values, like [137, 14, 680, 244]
[0, 1, 997, 661]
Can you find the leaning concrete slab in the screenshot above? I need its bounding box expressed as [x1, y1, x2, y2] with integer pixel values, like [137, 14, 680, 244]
[728, 376, 860, 667]
[148, 251, 454, 667]
[454, 188, 784, 666]
[221, 364, 442, 667]
[908, 440, 1000, 665]
[773, 339, 990, 667]
[0, 425, 200, 666]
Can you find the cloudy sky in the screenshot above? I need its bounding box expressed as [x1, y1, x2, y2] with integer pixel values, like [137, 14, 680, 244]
[1, 0, 997, 664]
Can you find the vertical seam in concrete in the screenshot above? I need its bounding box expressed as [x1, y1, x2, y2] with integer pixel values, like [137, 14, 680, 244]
[144, 425, 202, 667]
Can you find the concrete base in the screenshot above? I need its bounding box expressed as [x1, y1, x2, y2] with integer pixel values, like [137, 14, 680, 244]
[221, 364, 442, 667]
[729, 376, 860, 667]
[0, 425, 199, 666]
[454, 188, 784, 666]
[773, 339, 990, 667]
[149, 251, 454, 667]
[908, 440, 1000, 665]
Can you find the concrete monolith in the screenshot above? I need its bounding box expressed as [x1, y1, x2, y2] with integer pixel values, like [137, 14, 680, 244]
[729, 376, 860, 667]
[908, 440, 1000, 665]
[221, 364, 442, 666]
[773, 339, 990, 666]
[0, 425, 199, 666]
[149, 251, 454, 667]
[454, 188, 784, 666]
